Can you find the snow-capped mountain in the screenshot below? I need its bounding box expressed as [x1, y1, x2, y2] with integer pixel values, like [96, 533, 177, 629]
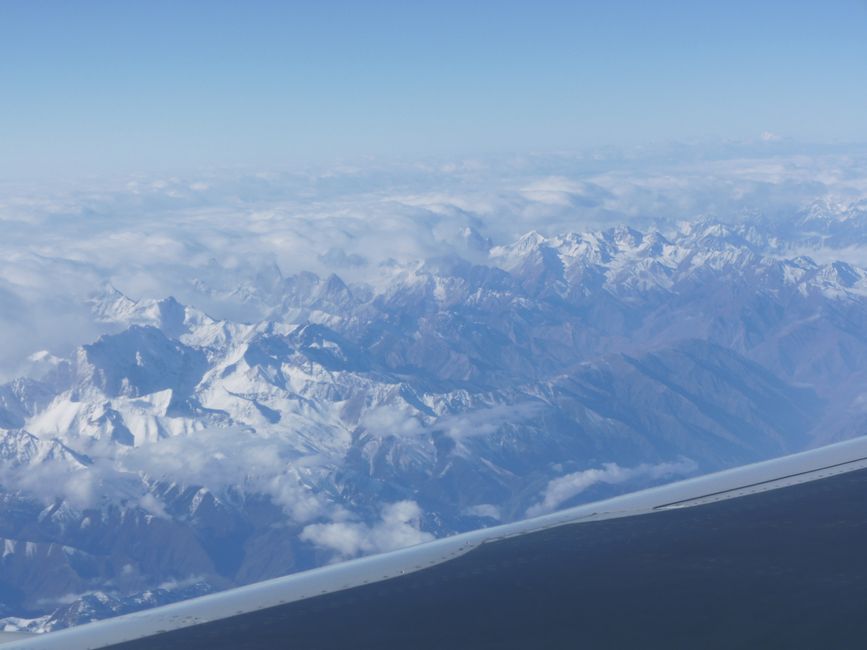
[3, 219, 867, 631]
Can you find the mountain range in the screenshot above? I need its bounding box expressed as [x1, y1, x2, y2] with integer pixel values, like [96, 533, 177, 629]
[3, 214, 867, 632]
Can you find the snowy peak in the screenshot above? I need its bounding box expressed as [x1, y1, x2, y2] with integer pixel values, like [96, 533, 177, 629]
[78, 326, 208, 400]
[89, 285, 216, 342]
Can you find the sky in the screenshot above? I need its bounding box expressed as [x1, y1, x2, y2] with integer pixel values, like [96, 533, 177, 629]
[1, 0, 867, 177]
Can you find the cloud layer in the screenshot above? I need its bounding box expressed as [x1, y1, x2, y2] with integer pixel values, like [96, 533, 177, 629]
[2, 145, 867, 379]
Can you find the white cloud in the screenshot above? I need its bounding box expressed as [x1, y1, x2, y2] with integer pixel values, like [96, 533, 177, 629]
[462, 503, 502, 520]
[1, 145, 867, 380]
[437, 402, 544, 440]
[119, 427, 331, 522]
[526, 458, 698, 517]
[0, 427, 333, 522]
[300, 500, 434, 560]
[359, 405, 424, 437]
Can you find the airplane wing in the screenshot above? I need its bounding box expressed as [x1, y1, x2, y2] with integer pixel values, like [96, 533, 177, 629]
[9, 435, 867, 649]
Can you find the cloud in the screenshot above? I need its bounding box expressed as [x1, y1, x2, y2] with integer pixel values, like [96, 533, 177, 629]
[317, 247, 368, 268]
[300, 500, 434, 560]
[520, 177, 611, 208]
[462, 503, 502, 520]
[119, 427, 332, 522]
[2, 145, 867, 379]
[0, 427, 332, 522]
[437, 402, 545, 440]
[526, 458, 698, 517]
[359, 405, 424, 437]
[0, 454, 136, 512]
[357, 401, 545, 443]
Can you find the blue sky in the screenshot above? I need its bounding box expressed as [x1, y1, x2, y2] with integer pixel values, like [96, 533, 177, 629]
[2, 0, 867, 177]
